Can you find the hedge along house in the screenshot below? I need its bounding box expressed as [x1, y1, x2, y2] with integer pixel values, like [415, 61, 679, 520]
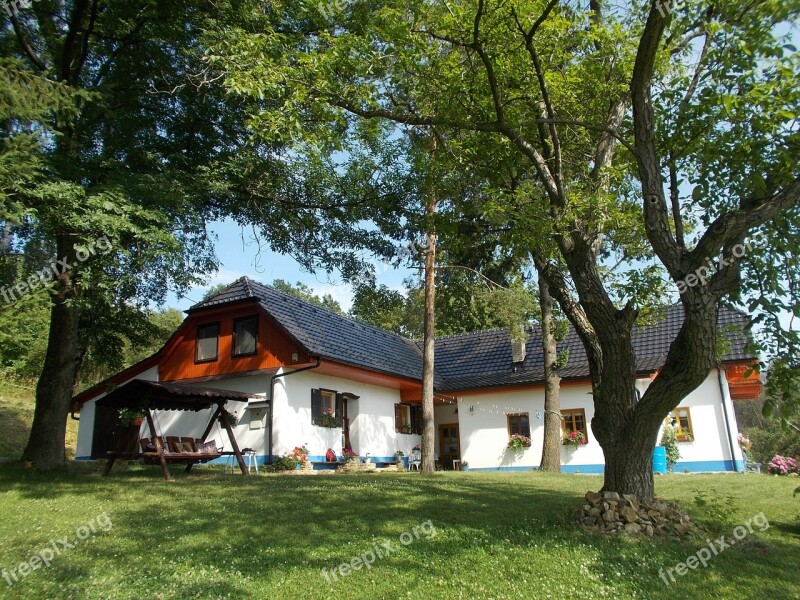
[72, 277, 761, 472]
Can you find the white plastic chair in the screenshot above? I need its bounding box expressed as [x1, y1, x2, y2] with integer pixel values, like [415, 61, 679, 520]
[409, 448, 421, 471]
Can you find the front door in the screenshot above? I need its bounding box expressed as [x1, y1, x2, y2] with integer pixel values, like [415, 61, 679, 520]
[342, 397, 351, 452]
[439, 424, 460, 470]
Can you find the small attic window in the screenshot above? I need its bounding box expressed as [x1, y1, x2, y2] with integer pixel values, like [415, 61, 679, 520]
[195, 322, 220, 363]
[233, 315, 258, 357]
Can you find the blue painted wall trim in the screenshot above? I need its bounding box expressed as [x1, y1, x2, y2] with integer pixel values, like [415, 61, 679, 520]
[469, 460, 739, 474]
[467, 466, 538, 472]
[77, 455, 741, 473]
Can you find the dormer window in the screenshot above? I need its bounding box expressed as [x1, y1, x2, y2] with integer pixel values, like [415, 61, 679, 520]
[195, 322, 220, 363]
[233, 315, 258, 357]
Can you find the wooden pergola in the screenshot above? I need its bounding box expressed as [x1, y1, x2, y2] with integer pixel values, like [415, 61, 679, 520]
[96, 379, 261, 480]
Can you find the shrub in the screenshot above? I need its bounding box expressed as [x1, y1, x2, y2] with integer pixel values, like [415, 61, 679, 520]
[273, 456, 298, 471]
[747, 425, 800, 465]
[660, 423, 681, 471]
[767, 455, 799, 475]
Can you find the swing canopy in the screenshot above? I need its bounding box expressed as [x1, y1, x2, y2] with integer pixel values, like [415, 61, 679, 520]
[96, 379, 258, 412]
[97, 379, 261, 480]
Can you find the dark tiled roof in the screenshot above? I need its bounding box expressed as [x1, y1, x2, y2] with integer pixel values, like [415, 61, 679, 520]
[434, 304, 755, 391]
[190, 278, 424, 380]
[191, 278, 755, 391]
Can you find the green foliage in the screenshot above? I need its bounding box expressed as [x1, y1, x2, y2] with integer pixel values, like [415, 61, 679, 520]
[351, 273, 538, 339]
[746, 423, 800, 465]
[272, 455, 298, 471]
[207, 0, 800, 412]
[763, 357, 800, 420]
[660, 423, 681, 471]
[0, 286, 51, 378]
[350, 282, 408, 335]
[271, 279, 344, 313]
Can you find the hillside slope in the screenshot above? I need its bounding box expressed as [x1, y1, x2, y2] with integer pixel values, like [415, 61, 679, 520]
[0, 380, 78, 459]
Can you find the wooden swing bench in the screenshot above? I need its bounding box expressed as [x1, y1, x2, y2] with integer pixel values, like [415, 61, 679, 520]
[137, 436, 223, 466]
[97, 379, 260, 481]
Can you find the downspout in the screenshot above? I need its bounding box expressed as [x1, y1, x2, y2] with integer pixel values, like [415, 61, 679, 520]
[267, 357, 321, 464]
[716, 365, 741, 472]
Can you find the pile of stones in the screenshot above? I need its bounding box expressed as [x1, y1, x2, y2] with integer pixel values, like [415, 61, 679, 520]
[576, 490, 700, 538]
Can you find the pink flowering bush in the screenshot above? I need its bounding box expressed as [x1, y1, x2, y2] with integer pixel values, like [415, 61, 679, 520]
[767, 455, 799, 475]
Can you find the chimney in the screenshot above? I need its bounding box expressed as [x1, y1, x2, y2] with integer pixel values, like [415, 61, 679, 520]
[511, 338, 526, 363]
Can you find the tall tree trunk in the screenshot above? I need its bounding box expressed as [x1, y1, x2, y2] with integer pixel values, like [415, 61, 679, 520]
[421, 201, 436, 474]
[21, 236, 80, 469]
[538, 274, 562, 472]
[601, 419, 659, 501]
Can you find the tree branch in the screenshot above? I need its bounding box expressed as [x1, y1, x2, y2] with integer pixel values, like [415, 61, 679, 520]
[631, 2, 682, 276]
[10, 14, 46, 71]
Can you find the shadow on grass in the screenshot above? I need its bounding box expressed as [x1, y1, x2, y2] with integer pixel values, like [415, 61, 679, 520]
[2, 466, 799, 599]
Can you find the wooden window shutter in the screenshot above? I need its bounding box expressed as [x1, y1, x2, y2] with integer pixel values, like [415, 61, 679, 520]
[311, 389, 322, 425]
[335, 393, 344, 427]
[394, 403, 403, 433]
[412, 405, 422, 435]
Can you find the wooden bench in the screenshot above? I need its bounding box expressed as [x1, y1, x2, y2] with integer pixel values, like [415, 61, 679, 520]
[103, 436, 223, 475]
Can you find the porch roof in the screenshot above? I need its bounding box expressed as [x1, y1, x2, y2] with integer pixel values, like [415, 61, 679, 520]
[95, 379, 260, 412]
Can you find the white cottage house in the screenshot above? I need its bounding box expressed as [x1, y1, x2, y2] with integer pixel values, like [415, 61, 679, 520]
[72, 277, 760, 472]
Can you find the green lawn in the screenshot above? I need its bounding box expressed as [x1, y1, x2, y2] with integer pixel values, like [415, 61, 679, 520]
[0, 464, 798, 599]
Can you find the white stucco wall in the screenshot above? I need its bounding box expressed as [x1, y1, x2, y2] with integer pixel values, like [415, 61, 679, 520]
[652, 368, 742, 470]
[456, 388, 546, 470]
[77, 360, 742, 473]
[276, 370, 419, 460]
[150, 374, 271, 456]
[457, 368, 740, 472]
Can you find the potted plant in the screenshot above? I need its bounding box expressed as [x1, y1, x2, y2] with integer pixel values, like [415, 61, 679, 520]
[676, 431, 694, 443]
[119, 408, 145, 427]
[508, 433, 532, 451]
[562, 431, 587, 446]
[400, 423, 412, 434]
[319, 409, 337, 428]
[291, 444, 309, 466]
[343, 448, 359, 462]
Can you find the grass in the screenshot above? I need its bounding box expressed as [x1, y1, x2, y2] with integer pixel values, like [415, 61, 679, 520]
[0, 464, 798, 599]
[0, 379, 78, 459]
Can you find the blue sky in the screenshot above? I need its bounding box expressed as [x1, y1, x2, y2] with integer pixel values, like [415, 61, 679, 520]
[165, 218, 415, 312]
